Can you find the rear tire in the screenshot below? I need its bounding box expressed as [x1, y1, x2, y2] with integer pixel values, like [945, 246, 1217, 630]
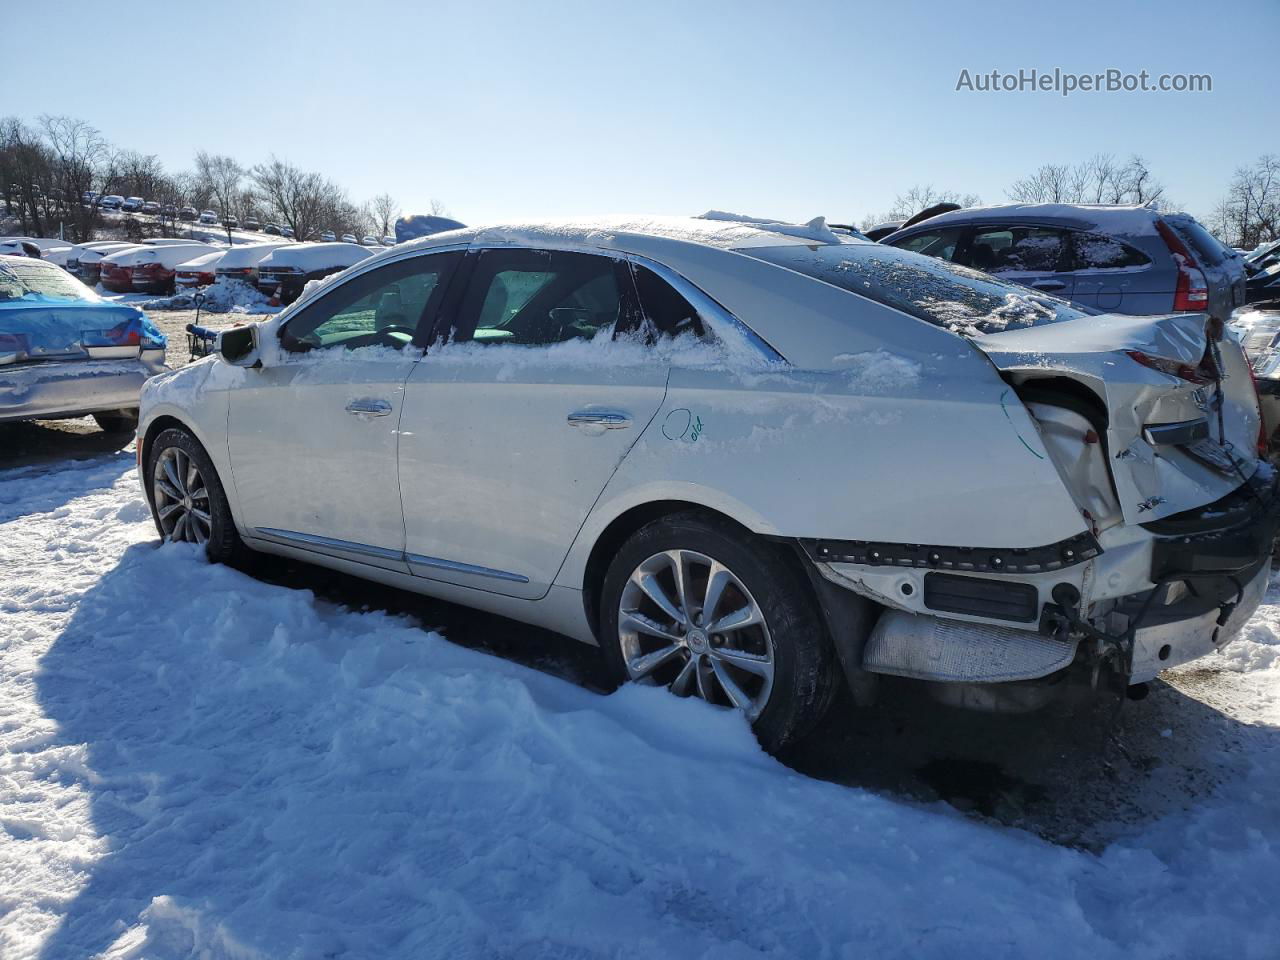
[93, 410, 138, 433]
[145, 426, 245, 565]
[599, 512, 840, 753]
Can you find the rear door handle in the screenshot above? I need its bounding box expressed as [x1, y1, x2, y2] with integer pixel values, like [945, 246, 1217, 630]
[1030, 279, 1067, 292]
[346, 398, 393, 417]
[567, 410, 632, 430]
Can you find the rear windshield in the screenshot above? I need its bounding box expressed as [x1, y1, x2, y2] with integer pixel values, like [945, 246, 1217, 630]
[1167, 218, 1230, 266]
[0, 258, 99, 303]
[744, 243, 1088, 336]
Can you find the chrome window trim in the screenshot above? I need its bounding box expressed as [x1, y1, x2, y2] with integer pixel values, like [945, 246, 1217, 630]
[461, 241, 786, 364]
[278, 243, 471, 321]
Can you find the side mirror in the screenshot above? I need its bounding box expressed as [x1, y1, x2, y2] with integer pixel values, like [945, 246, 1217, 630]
[217, 324, 260, 367]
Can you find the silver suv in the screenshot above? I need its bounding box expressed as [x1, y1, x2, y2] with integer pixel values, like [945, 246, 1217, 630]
[883, 204, 1246, 320]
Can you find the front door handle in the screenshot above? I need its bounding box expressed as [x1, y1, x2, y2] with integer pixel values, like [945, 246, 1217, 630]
[567, 410, 632, 430]
[346, 398, 393, 417]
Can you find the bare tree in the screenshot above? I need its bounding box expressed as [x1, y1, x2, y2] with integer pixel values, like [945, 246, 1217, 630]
[860, 185, 980, 229]
[429, 198, 450, 217]
[195, 152, 244, 220]
[39, 115, 111, 242]
[1007, 153, 1166, 208]
[0, 117, 51, 236]
[1208, 155, 1280, 249]
[250, 157, 349, 241]
[368, 193, 399, 238]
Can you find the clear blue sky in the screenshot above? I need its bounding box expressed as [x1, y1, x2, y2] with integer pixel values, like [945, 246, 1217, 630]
[8, 0, 1278, 224]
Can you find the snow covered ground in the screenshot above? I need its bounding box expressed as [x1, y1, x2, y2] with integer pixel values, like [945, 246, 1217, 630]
[1, 448, 1279, 959]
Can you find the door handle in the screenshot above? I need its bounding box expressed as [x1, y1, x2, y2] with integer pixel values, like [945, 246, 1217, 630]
[1030, 279, 1066, 291]
[346, 398, 393, 417]
[567, 410, 632, 430]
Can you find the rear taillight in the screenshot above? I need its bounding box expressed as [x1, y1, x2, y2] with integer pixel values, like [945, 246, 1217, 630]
[1125, 349, 1211, 384]
[1156, 220, 1210, 312]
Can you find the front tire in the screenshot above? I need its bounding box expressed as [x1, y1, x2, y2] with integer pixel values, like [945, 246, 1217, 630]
[145, 426, 245, 564]
[599, 513, 839, 753]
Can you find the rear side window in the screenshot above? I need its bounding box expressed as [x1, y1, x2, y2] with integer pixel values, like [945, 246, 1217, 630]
[454, 248, 633, 346]
[962, 226, 1071, 274]
[1071, 232, 1152, 270]
[891, 227, 966, 262]
[745, 243, 1088, 336]
[629, 264, 705, 340]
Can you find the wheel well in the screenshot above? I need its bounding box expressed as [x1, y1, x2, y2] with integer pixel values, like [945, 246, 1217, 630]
[139, 415, 193, 479]
[580, 500, 776, 636]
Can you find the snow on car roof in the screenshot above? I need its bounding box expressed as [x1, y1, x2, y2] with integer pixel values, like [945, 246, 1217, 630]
[213, 242, 289, 269]
[107, 243, 219, 268]
[889, 203, 1167, 236]
[404, 214, 861, 257]
[258, 242, 374, 269]
[176, 250, 226, 270]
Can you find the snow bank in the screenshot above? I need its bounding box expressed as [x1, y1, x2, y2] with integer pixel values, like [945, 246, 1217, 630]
[139, 277, 281, 314]
[2, 454, 1280, 959]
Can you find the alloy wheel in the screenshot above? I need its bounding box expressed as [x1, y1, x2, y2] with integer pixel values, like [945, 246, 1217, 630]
[152, 446, 212, 544]
[618, 549, 775, 720]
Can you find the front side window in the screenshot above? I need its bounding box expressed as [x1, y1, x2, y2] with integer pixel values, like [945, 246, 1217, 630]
[891, 227, 967, 262]
[280, 252, 460, 352]
[453, 249, 633, 346]
[745, 243, 1088, 336]
[962, 225, 1071, 274]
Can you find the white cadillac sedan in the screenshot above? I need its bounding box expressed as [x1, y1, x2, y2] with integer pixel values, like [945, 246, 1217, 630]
[137, 216, 1276, 752]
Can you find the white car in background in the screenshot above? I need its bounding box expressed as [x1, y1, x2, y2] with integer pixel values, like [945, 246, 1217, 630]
[212, 241, 290, 285]
[199, 210, 219, 225]
[254, 241, 373, 303]
[174, 250, 227, 289]
[136, 216, 1275, 754]
[0, 236, 76, 264]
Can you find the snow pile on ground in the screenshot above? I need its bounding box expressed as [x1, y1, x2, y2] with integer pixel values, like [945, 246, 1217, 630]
[1, 454, 1279, 959]
[138, 278, 280, 314]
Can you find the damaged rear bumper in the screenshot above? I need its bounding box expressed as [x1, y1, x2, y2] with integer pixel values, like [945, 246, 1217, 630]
[0, 356, 164, 422]
[805, 470, 1279, 701]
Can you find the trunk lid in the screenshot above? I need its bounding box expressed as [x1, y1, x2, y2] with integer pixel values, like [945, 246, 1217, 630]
[976, 311, 1262, 525]
[0, 302, 165, 366]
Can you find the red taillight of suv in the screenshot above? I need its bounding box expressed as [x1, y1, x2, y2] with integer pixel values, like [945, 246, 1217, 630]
[1155, 220, 1210, 312]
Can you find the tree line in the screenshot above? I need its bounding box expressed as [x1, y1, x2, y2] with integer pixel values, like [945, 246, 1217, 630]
[861, 152, 1278, 250]
[0, 114, 450, 244]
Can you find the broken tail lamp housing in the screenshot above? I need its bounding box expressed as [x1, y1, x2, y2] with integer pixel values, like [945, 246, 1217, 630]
[801, 531, 1101, 575]
[81, 315, 167, 350]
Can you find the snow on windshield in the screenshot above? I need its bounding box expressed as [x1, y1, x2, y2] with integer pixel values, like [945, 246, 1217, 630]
[0, 257, 99, 304]
[745, 244, 1087, 336]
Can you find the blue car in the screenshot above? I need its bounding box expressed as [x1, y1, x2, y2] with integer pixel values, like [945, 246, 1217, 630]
[0, 255, 167, 432]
